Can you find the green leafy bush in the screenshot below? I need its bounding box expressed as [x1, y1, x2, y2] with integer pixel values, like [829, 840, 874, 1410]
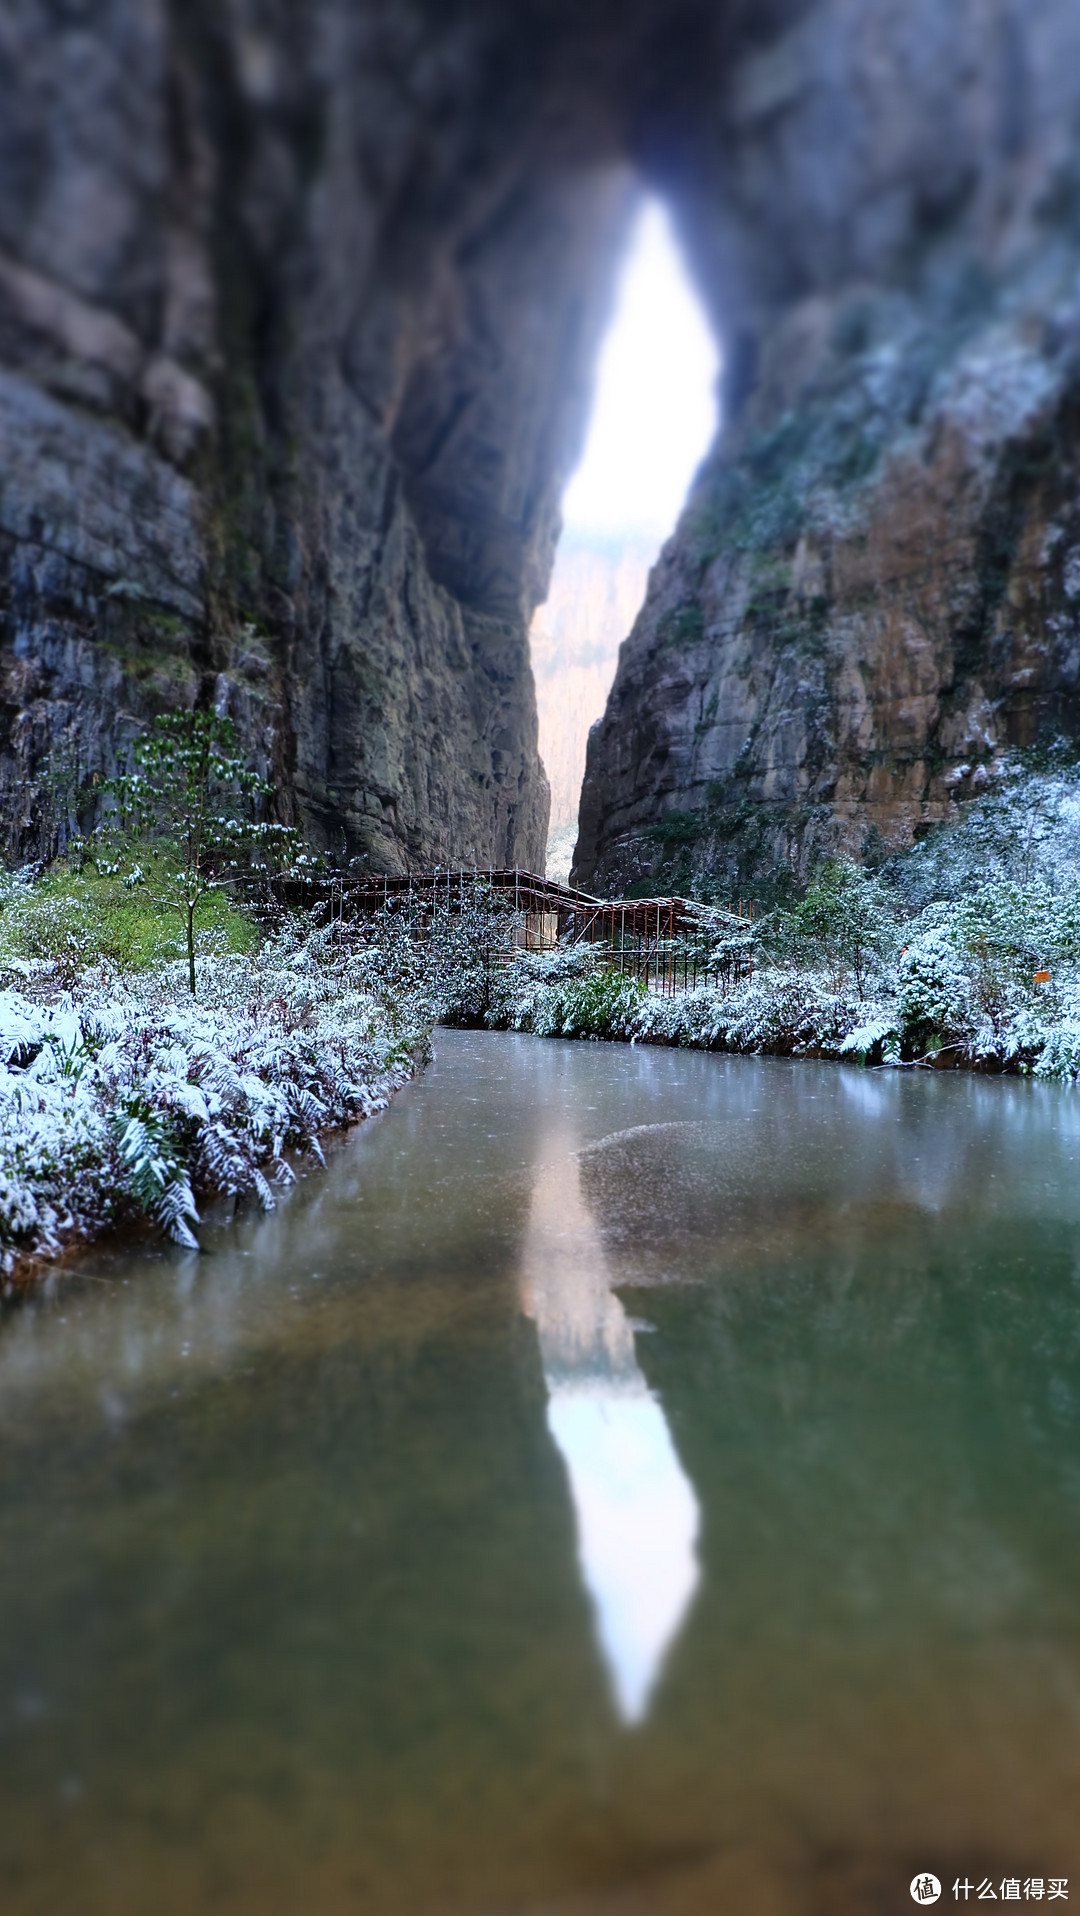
[486, 947, 645, 1039]
[762, 859, 898, 994]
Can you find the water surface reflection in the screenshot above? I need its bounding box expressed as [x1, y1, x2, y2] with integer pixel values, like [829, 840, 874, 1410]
[0, 1032, 1079, 1914]
[519, 1141, 699, 1721]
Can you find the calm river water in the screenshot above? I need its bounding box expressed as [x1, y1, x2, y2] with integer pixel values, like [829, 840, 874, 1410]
[1, 1030, 1080, 1914]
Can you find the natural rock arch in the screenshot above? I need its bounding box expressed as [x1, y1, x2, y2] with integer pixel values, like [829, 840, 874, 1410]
[2, 0, 1080, 884]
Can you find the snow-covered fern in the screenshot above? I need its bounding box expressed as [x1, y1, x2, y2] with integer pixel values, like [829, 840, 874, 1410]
[0, 920, 429, 1281]
[110, 1107, 200, 1249]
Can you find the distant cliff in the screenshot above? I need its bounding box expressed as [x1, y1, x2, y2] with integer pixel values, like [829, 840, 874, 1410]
[531, 534, 652, 843]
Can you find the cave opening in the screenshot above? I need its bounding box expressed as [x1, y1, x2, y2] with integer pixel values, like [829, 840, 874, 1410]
[530, 194, 720, 882]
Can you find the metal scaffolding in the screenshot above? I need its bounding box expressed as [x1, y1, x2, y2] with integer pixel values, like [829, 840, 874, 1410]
[271, 866, 756, 994]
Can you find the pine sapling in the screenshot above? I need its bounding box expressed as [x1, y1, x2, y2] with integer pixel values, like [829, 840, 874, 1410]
[102, 711, 302, 993]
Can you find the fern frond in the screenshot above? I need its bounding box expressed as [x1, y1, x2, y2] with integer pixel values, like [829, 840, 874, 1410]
[156, 1173, 200, 1249]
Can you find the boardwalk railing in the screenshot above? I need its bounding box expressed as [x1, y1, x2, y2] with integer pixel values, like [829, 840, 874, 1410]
[267, 866, 757, 995]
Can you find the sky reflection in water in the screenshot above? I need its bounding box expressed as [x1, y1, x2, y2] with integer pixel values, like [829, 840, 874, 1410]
[519, 1143, 699, 1721]
[4, 1034, 1080, 1913]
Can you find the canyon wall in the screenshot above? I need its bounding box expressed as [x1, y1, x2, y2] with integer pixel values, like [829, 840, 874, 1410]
[0, 0, 652, 870]
[5, 1, 1080, 888]
[574, 0, 1080, 895]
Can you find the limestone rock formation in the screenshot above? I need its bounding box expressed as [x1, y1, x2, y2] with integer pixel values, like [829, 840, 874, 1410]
[574, 0, 1080, 895]
[4, 0, 1080, 886]
[0, 0, 642, 870]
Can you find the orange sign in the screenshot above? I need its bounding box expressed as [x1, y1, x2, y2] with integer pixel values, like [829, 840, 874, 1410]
[1034, 969, 1051, 983]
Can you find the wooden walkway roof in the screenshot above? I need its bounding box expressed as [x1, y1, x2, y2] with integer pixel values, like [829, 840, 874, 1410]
[274, 866, 753, 941]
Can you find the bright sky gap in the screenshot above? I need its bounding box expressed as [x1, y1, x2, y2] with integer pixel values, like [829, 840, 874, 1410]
[534, 194, 721, 868]
[561, 196, 720, 540]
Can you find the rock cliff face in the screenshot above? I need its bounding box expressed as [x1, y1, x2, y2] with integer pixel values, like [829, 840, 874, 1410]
[5, 1, 1080, 884]
[574, 0, 1080, 895]
[0, 0, 646, 870]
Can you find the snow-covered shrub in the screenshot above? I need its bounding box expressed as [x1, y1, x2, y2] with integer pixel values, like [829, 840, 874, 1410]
[110, 1104, 201, 1251]
[549, 969, 645, 1039]
[760, 859, 899, 995]
[631, 972, 891, 1059]
[486, 946, 645, 1038]
[486, 949, 892, 1061]
[345, 888, 517, 1027]
[838, 1014, 901, 1066]
[896, 928, 978, 1050]
[0, 920, 429, 1281]
[1029, 1000, 1080, 1081]
[0, 1170, 44, 1250]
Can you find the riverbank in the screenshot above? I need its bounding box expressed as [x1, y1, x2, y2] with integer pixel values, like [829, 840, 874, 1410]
[480, 934, 1080, 1080]
[0, 919, 429, 1288]
[8, 753, 1080, 1285]
[480, 760, 1080, 1080]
